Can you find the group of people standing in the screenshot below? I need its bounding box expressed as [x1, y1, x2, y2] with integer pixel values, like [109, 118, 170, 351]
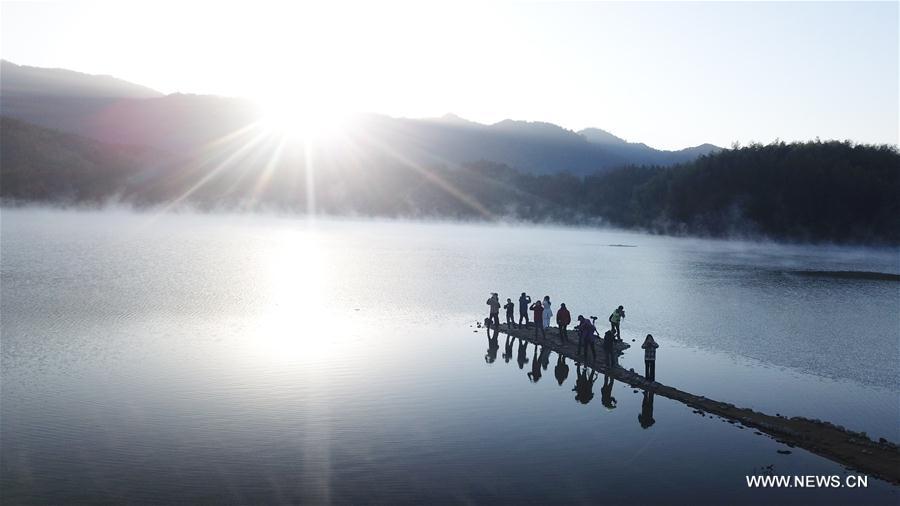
[485, 292, 659, 382]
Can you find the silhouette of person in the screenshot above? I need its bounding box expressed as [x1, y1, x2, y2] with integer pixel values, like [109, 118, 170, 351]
[541, 295, 553, 330]
[575, 315, 597, 362]
[573, 364, 598, 404]
[528, 344, 543, 383]
[602, 329, 616, 368]
[641, 334, 659, 381]
[518, 292, 531, 327]
[601, 374, 617, 409]
[638, 391, 656, 428]
[554, 354, 570, 386]
[516, 338, 530, 370]
[609, 305, 625, 340]
[485, 333, 499, 363]
[556, 303, 571, 343]
[486, 293, 501, 330]
[502, 334, 514, 363]
[530, 300, 545, 339]
[503, 298, 516, 329]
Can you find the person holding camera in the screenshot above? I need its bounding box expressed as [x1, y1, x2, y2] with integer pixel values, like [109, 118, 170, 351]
[518, 292, 531, 327]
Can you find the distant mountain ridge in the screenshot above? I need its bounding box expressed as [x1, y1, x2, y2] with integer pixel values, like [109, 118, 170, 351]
[0, 60, 163, 99]
[0, 59, 720, 174]
[3, 116, 897, 244]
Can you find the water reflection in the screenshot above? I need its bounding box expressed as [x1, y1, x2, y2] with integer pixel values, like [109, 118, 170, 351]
[639, 392, 656, 429]
[554, 355, 570, 386]
[527, 345, 552, 383]
[485, 333, 499, 364]
[601, 374, 617, 410]
[528, 345, 543, 383]
[502, 335, 514, 363]
[516, 338, 529, 369]
[573, 364, 598, 404]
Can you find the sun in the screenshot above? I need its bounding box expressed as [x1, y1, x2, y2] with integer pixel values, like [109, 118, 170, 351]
[259, 93, 349, 142]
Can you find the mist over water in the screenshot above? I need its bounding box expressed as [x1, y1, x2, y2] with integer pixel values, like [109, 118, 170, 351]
[2, 207, 898, 504]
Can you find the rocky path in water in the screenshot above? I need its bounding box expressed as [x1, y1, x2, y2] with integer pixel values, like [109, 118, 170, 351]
[485, 323, 900, 485]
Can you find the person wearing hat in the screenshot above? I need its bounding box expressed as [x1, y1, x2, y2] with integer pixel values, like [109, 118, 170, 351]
[609, 305, 625, 340]
[486, 293, 501, 330]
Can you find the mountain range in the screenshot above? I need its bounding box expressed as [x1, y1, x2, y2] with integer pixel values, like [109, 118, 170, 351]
[0, 59, 719, 175]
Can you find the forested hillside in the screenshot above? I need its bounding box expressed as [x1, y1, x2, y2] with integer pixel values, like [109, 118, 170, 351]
[2, 116, 897, 243]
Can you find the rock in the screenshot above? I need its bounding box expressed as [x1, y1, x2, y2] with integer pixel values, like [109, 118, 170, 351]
[777, 450, 792, 455]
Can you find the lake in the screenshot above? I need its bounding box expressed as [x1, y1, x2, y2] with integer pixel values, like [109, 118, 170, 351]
[2, 207, 898, 504]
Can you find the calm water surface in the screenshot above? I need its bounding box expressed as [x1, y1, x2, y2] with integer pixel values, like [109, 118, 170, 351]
[2, 208, 898, 504]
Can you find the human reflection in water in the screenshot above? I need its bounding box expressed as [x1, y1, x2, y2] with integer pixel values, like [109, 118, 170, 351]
[485, 332, 500, 364]
[516, 338, 530, 370]
[539, 345, 551, 371]
[601, 374, 617, 409]
[638, 391, 656, 428]
[573, 365, 598, 404]
[502, 335, 514, 363]
[554, 354, 570, 386]
[528, 344, 543, 383]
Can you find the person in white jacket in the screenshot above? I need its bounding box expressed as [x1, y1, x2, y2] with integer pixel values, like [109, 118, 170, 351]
[541, 295, 553, 329]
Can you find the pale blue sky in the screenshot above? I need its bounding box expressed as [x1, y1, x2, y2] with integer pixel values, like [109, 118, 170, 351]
[2, 1, 897, 149]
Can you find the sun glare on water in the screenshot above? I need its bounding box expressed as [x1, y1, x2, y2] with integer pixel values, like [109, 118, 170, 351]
[241, 229, 360, 369]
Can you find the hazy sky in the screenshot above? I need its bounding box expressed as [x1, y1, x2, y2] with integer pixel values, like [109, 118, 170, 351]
[2, 1, 898, 149]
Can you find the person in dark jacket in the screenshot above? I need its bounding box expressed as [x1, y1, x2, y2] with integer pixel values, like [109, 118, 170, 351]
[503, 298, 516, 329]
[603, 329, 616, 368]
[530, 300, 545, 339]
[556, 303, 571, 343]
[641, 334, 659, 381]
[575, 315, 596, 361]
[518, 292, 531, 327]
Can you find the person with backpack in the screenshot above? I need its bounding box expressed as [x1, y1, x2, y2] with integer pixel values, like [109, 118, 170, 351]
[530, 299, 545, 339]
[556, 303, 571, 343]
[641, 334, 659, 381]
[518, 292, 532, 327]
[609, 305, 625, 340]
[503, 298, 516, 329]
